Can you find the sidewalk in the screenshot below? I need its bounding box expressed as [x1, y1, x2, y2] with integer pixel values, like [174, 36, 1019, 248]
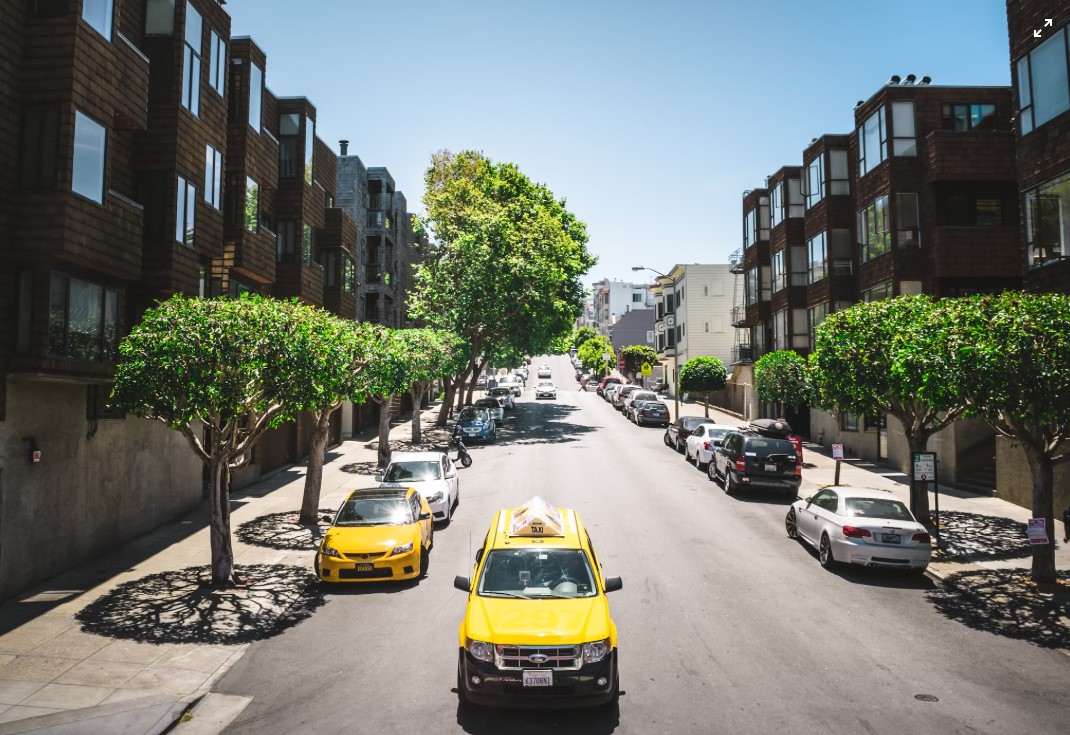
[0, 405, 451, 734]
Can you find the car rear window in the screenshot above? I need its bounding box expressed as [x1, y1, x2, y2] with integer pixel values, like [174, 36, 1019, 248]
[845, 498, 914, 521]
[745, 438, 796, 457]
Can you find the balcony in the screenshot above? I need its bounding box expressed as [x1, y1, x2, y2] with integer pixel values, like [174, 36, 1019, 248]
[729, 248, 745, 274]
[368, 194, 393, 211]
[732, 344, 754, 364]
[225, 227, 277, 286]
[925, 131, 1017, 183]
[731, 304, 748, 328]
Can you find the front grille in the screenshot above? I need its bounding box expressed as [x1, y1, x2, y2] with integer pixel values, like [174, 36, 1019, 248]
[344, 551, 385, 561]
[497, 645, 581, 671]
[339, 567, 393, 579]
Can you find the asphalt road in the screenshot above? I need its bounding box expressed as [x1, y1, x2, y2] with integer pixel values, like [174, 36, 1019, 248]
[214, 354, 1070, 735]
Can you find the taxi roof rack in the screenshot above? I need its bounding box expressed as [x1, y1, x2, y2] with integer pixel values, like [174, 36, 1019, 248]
[508, 497, 564, 537]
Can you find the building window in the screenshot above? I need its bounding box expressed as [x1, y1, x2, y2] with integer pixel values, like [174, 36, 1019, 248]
[829, 229, 852, 276]
[804, 154, 824, 209]
[244, 176, 259, 232]
[208, 29, 225, 96]
[322, 251, 337, 287]
[204, 144, 221, 209]
[941, 103, 997, 131]
[744, 207, 756, 249]
[891, 100, 916, 156]
[862, 281, 893, 302]
[770, 181, 784, 229]
[181, 3, 202, 116]
[841, 411, 859, 432]
[304, 116, 315, 186]
[773, 309, 788, 351]
[896, 193, 920, 247]
[48, 273, 119, 362]
[829, 150, 849, 195]
[771, 250, 786, 293]
[787, 178, 804, 218]
[82, 0, 113, 39]
[302, 223, 313, 265]
[808, 302, 829, 351]
[176, 176, 195, 246]
[632, 292, 642, 303]
[791, 308, 808, 349]
[745, 268, 758, 306]
[899, 280, 923, 295]
[20, 104, 59, 189]
[1024, 171, 1070, 266]
[808, 231, 827, 283]
[344, 256, 356, 293]
[945, 193, 1004, 226]
[858, 195, 890, 262]
[145, 0, 175, 34]
[858, 108, 887, 176]
[790, 246, 807, 286]
[72, 110, 106, 204]
[279, 113, 300, 177]
[277, 221, 297, 262]
[249, 62, 263, 133]
[1016, 26, 1070, 135]
[646, 330, 654, 343]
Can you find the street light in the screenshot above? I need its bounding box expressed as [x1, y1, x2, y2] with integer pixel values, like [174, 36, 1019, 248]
[633, 265, 679, 419]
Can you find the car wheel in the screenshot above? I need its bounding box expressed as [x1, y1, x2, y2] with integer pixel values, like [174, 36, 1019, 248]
[419, 546, 430, 578]
[697, 459, 708, 472]
[676, 438, 685, 454]
[819, 534, 837, 569]
[723, 471, 737, 495]
[457, 650, 473, 706]
[664, 431, 673, 447]
[785, 508, 799, 539]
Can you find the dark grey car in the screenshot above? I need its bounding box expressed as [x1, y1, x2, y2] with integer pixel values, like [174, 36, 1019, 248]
[664, 416, 713, 453]
[710, 431, 801, 497]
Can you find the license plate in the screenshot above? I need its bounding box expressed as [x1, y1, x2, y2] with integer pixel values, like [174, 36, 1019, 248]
[523, 670, 553, 687]
[356, 563, 374, 572]
[881, 533, 901, 544]
[765, 463, 777, 472]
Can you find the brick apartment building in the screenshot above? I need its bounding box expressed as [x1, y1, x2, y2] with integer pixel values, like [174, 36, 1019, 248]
[0, 0, 423, 601]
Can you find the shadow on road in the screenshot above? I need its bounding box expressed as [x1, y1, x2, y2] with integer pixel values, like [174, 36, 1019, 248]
[790, 540, 936, 589]
[489, 402, 596, 446]
[455, 699, 620, 734]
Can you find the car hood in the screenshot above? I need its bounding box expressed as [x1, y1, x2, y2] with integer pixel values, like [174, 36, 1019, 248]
[464, 596, 610, 645]
[323, 523, 417, 552]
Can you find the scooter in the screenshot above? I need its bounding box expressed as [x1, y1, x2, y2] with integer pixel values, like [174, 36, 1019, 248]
[447, 426, 473, 467]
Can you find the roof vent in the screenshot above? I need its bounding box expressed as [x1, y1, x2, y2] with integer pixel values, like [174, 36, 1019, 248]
[903, 74, 917, 85]
[339, 139, 349, 155]
[919, 76, 932, 85]
[889, 75, 901, 85]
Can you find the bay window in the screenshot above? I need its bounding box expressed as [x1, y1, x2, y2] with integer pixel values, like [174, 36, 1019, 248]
[1016, 26, 1069, 135]
[249, 62, 263, 133]
[891, 100, 916, 156]
[790, 246, 807, 286]
[804, 154, 824, 209]
[72, 110, 106, 203]
[895, 193, 920, 247]
[48, 273, 119, 362]
[82, 0, 113, 39]
[770, 182, 784, 229]
[244, 176, 259, 232]
[176, 176, 195, 246]
[771, 250, 786, 293]
[208, 29, 225, 96]
[858, 108, 886, 176]
[204, 144, 222, 208]
[829, 150, 849, 195]
[858, 195, 890, 262]
[941, 103, 997, 131]
[808, 231, 827, 283]
[181, 3, 202, 116]
[304, 116, 315, 186]
[1025, 171, 1070, 266]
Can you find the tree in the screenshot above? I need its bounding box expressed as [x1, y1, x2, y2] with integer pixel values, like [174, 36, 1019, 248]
[577, 335, 614, 376]
[678, 356, 728, 418]
[809, 295, 966, 523]
[401, 329, 466, 445]
[572, 326, 598, 350]
[943, 292, 1070, 584]
[620, 345, 658, 382]
[409, 150, 596, 426]
[111, 295, 327, 586]
[753, 350, 809, 416]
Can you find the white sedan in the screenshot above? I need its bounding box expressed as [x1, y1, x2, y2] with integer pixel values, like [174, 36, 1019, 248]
[378, 451, 459, 523]
[785, 486, 931, 573]
[537, 365, 552, 378]
[684, 423, 736, 468]
[535, 380, 557, 399]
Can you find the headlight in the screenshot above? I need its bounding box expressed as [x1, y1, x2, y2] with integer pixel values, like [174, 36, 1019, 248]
[320, 543, 341, 558]
[390, 541, 414, 556]
[467, 639, 494, 662]
[583, 639, 610, 664]
[426, 491, 444, 504]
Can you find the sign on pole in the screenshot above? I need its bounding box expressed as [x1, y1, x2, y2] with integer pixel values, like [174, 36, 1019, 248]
[832, 444, 843, 460]
[602, 352, 610, 362]
[1027, 518, 1049, 545]
[641, 362, 652, 376]
[913, 452, 936, 482]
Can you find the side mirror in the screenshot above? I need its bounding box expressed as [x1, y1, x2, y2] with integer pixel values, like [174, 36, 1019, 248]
[803, 496, 812, 506]
[419, 512, 431, 521]
[374, 470, 384, 482]
[604, 576, 623, 593]
[475, 548, 484, 564]
[453, 575, 471, 592]
[446, 470, 457, 479]
[713, 439, 724, 447]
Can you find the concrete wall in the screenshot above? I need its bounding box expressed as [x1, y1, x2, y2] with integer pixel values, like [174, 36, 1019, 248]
[0, 378, 202, 601]
[996, 437, 1070, 514]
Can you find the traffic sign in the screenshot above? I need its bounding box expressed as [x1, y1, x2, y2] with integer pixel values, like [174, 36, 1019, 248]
[641, 362, 652, 376]
[832, 444, 843, 460]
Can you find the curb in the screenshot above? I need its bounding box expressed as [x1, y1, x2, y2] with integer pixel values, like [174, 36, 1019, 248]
[165, 694, 252, 734]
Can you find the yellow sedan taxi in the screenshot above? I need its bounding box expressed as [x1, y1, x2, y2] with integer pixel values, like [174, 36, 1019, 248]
[453, 497, 622, 708]
[315, 487, 433, 583]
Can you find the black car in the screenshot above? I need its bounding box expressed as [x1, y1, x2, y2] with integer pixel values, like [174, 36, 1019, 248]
[709, 430, 801, 496]
[663, 416, 712, 453]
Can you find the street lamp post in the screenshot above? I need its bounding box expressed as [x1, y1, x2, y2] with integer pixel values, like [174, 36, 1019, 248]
[633, 265, 679, 419]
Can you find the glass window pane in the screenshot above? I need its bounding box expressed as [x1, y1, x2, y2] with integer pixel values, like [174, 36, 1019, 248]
[245, 177, 259, 232]
[185, 180, 196, 246]
[1032, 29, 1070, 128]
[892, 100, 915, 137]
[304, 116, 315, 186]
[82, 0, 113, 39]
[145, 0, 174, 34]
[971, 104, 997, 131]
[279, 113, 300, 135]
[69, 278, 103, 361]
[302, 224, 313, 264]
[976, 198, 1003, 226]
[249, 63, 263, 133]
[209, 30, 225, 95]
[72, 111, 106, 203]
[104, 289, 118, 359]
[49, 274, 67, 355]
[184, 3, 201, 45]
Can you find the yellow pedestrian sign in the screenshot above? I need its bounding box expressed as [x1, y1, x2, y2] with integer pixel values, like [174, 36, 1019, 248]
[641, 362, 652, 376]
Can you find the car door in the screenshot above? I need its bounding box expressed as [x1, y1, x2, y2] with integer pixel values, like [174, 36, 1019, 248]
[801, 489, 838, 545]
[443, 457, 457, 503]
[688, 425, 705, 459]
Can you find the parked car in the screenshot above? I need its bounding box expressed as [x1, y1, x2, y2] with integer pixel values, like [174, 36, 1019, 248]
[476, 375, 487, 389]
[475, 397, 505, 423]
[632, 400, 670, 427]
[457, 406, 496, 443]
[314, 487, 433, 583]
[596, 376, 622, 396]
[709, 429, 801, 496]
[622, 390, 658, 419]
[487, 387, 515, 410]
[537, 364, 552, 379]
[378, 451, 459, 523]
[684, 423, 736, 469]
[603, 383, 624, 404]
[498, 375, 522, 396]
[664, 416, 713, 454]
[535, 380, 557, 399]
[613, 385, 640, 411]
[785, 487, 931, 573]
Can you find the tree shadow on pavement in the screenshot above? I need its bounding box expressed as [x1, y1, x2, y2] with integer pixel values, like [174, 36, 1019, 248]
[926, 569, 1070, 649]
[456, 699, 620, 734]
[236, 510, 334, 550]
[488, 403, 595, 446]
[934, 511, 1032, 561]
[75, 564, 324, 645]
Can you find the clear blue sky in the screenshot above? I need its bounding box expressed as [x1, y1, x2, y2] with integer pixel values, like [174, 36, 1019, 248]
[223, 0, 1011, 286]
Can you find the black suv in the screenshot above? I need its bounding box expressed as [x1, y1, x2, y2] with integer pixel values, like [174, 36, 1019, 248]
[709, 428, 801, 496]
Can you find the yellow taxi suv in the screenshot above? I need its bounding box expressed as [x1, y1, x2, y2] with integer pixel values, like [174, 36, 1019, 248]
[453, 497, 622, 708]
[316, 487, 433, 583]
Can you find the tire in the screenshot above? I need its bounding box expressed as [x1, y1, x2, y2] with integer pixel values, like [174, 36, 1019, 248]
[785, 509, 799, 539]
[664, 431, 673, 448]
[723, 471, 737, 496]
[707, 460, 718, 483]
[676, 438, 685, 454]
[457, 650, 472, 707]
[460, 454, 472, 468]
[419, 546, 430, 578]
[819, 534, 837, 569]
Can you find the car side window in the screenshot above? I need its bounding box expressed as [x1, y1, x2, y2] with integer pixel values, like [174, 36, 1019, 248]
[821, 492, 840, 513]
[584, 531, 603, 578]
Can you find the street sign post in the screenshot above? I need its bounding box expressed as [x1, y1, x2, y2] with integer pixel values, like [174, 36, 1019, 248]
[641, 362, 652, 376]
[832, 444, 843, 484]
[913, 452, 940, 546]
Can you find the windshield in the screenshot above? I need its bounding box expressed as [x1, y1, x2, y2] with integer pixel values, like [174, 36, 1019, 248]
[335, 496, 412, 526]
[475, 399, 499, 409]
[489, 389, 509, 397]
[477, 548, 598, 598]
[459, 408, 487, 422]
[845, 498, 915, 521]
[383, 461, 441, 483]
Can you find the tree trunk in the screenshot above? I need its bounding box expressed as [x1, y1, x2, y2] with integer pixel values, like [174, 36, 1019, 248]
[299, 408, 334, 525]
[704, 392, 710, 418]
[463, 357, 488, 407]
[437, 380, 456, 426]
[208, 455, 236, 586]
[376, 396, 393, 468]
[411, 383, 426, 444]
[905, 430, 933, 525]
[1023, 442, 1056, 584]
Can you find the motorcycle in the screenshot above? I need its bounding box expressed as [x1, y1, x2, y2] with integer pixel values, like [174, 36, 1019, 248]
[442, 426, 473, 467]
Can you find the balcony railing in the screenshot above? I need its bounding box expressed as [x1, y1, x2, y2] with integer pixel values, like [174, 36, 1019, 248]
[1030, 241, 1067, 268]
[731, 304, 747, 327]
[732, 344, 754, 363]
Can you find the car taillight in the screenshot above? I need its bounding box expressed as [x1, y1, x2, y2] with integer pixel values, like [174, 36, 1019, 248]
[641, 409, 650, 416]
[912, 533, 931, 544]
[842, 525, 872, 538]
[735, 457, 746, 473]
[794, 465, 802, 476]
[703, 441, 711, 450]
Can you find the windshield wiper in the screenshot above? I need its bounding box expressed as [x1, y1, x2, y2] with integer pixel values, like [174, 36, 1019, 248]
[479, 591, 530, 599]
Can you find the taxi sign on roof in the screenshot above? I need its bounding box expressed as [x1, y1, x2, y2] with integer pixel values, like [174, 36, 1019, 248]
[509, 497, 564, 537]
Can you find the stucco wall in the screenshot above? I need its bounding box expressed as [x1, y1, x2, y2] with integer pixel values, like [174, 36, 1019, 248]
[996, 436, 1070, 515]
[0, 378, 202, 601]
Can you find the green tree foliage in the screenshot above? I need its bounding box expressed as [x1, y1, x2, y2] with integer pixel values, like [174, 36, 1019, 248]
[572, 326, 598, 350]
[753, 350, 809, 416]
[110, 294, 329, 586]
[401, 329, 467, 445]
[678, 356, 728, 418]
[410, 150, 596, 424]
[620, 345, 658, 381]
[942, 292, 1070, 583]
[577, 335, 614, 377]
[809, 295, 965, 522]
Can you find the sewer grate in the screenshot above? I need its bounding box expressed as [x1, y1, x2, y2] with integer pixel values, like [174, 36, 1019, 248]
[914, 694, 940, 703]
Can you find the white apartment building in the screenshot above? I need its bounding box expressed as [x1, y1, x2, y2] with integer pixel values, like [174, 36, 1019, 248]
[650, 264, 736, 397]
[587, 278, 655, 337]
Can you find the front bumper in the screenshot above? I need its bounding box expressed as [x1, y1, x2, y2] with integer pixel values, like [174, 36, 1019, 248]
[459, 649, 616, 708]
[316, 548, 420, 583]
[461, 426, 493, 441]
[536, 392, 556, 399]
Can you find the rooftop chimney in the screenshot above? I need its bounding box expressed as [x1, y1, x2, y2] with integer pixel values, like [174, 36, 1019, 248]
[889, 75, 901, 85]
[904, 74, 917, 85]
[919, 76, 932, 85]
[339, 139, 349, 156]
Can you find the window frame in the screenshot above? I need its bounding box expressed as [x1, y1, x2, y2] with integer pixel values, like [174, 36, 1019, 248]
[47, 272, 120, 363]
[181, 2, 203, 117]
[804, 154, 824, 209]
[72, 109, 107, 204]
[81, 0, 114, 40]
[204, 143, 222, 209]
[248, 61, 264, 134]
[890, 100, 916, 156]
[858, 195, 891, 263]
[858, 108, 887, 177]
[208, 28, 226, 96]
[244, 176, 259, 233]
[176, 175, 196, 246]
[1016, 26, 1070, 136]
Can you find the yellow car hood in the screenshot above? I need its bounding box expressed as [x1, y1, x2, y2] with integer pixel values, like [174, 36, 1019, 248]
[465, 596, 610, 645]
[323, 524, 416, 551]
